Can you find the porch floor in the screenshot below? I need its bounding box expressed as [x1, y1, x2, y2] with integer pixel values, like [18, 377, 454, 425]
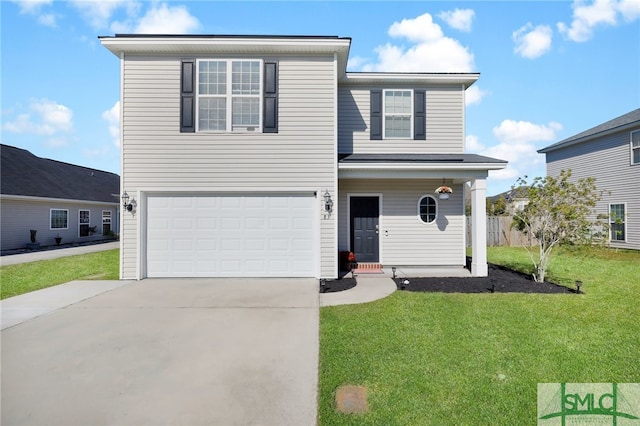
[382, 266, 472, 278]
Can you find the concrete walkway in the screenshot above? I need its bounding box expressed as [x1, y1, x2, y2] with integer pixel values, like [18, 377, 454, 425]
[320, 275, 397, 307]
[0, 241, 119, 266]
[1, 279, 133, 330]
[1, 278, 319, 426]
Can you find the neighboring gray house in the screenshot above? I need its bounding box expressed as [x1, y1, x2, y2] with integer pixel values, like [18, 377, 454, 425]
[100, 34, 507, 279]
[538, 108, 640, 250]
[1, 144, 120, 251]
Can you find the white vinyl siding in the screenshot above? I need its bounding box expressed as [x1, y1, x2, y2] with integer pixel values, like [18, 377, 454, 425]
[120, 55, 337, 278]
[338, 85, 464, 154]
[545, 127, 640, 250]
[338, 179, 465, 266]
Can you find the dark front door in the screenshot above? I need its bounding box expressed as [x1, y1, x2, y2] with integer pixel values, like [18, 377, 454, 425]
[350, 196, 379, 263]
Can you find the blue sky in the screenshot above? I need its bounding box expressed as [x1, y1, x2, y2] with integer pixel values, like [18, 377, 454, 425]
[2, 0, 639, 196]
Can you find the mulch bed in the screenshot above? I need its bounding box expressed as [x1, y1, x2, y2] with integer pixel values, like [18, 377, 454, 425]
[320, 277, 357, 293]
[395, 263, 575, 294]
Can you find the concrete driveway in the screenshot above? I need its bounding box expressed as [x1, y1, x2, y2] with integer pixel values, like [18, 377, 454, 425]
[1, 278, 319, 426]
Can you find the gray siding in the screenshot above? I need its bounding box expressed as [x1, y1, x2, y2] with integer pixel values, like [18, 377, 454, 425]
[338, 85, 465, 154]
[545, 127, 640, 250]
[120, 55, 337, 278]
[338, 179, 465, 266]
[1, 198, 117, 251]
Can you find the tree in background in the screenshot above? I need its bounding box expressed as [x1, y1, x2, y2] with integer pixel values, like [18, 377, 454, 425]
[487, 196, 508, 216]
[511, 170, 606, 282]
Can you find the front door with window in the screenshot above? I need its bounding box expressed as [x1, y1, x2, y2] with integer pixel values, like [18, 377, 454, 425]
[350, 196, 380, 263]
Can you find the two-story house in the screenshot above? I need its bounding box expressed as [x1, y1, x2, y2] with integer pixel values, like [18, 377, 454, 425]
[539, 108, 640, 250]
[100, 34, 506, 280]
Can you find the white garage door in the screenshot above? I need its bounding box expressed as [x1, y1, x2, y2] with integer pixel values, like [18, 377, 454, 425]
[146, 194, 317, 277]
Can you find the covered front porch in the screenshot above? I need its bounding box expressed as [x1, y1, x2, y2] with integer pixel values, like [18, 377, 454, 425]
[337, 154, 507, 277]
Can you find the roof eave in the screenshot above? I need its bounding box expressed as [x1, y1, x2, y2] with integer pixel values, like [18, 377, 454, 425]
[539, 119, 640, 153]
[342, 72, 480, 88]
[338, 162, 507, 171]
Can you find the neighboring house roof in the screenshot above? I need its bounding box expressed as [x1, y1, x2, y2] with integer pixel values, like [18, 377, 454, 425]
[538, 108, 640, 153]
[1, 144, 120, 203]
[488, 186, 528, 203]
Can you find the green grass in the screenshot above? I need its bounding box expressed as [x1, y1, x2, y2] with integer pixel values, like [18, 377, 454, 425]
[319, 246, 640, 425]
[0, 249, 119, 299]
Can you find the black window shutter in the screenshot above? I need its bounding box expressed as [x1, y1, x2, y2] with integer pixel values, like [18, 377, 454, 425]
[370, 90, 382, 140]
[180, 59, 195, 133]
[263, 61, 278, 133]
[414, 89, 426, 140]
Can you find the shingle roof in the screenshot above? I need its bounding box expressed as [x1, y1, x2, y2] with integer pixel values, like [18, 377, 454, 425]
[538, 108, 640, 153]
[1, 144, 120, 203]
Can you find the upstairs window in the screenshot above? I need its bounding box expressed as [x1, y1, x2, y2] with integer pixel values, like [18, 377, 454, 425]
[632, 130, 640, 165]
[197, 59, 262, 132]
[384, 90, 412, 138]
[370, 89, 425, 140]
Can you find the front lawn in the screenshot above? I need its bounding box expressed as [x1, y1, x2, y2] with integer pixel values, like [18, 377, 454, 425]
[0, 249, 119, 299]
[319, 247, 640, 424]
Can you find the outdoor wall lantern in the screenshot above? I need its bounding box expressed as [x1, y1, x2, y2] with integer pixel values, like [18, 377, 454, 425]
[121, 192, 134, 212]
[323, 190, 334, 214]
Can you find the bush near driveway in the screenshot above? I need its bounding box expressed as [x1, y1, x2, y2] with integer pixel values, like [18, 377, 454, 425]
[319, 247, 640, 425]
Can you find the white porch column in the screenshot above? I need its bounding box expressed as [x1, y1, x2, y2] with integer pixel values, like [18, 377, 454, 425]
[470, 178, 488, 277]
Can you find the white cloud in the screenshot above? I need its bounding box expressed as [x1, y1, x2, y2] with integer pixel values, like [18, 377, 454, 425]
[513, 23, 553, 59]
[618, 0, 640, 21]
[347, 56, 367, 70]
[362, 13, 475, 72]
[465, 85, 488, 106]
[11, 0, 57, 26]
[438, 9, 475, 32]
[12, 0, 52, 14]
[69, 0, 138, 30]
[361, 12, 475, 73]
[558, 0, 638, 42]
[102, 101, 121, 148]
[474, 120, 563, 182]
[389, 12, 444, 42]
[3, 99, 74, 136]
[465, 134, 484, 151]
[132, 3, 200, 34]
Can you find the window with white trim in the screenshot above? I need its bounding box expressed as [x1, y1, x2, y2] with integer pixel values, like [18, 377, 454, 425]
[79, 210, 90, 237]
[418, 195, 437, 223]
[631, 130, 640, 165]
[609, 204, 626, 241]
[50, 209, 68, 229]
[102, 210, 112, 235]
[384, 90, 412, 138]
[197, 59, 262, 132]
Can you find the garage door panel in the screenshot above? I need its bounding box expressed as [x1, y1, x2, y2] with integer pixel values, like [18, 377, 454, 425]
[147, 194, 316, 277]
